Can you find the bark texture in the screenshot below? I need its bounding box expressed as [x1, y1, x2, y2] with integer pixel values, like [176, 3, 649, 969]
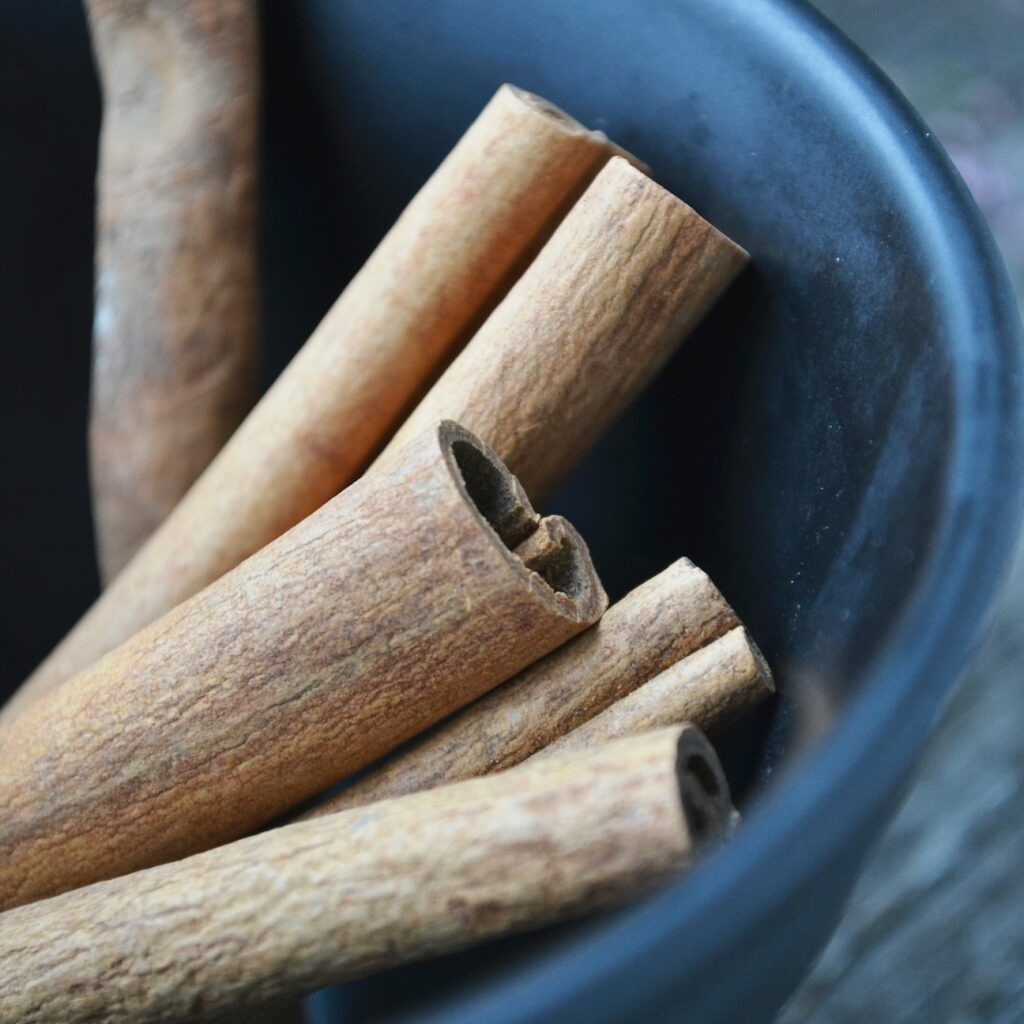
[0, 423, 605, 910]
[7, 84, 625, 720]
[372, 156, 749, 502]
[86, 0, 260, 581]
[537, 627, 774, 758]
[305, 558, 737, 817]
[0, 728, 730, 1024]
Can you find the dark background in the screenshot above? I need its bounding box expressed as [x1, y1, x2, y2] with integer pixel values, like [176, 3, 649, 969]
[0, 3, 98, 692]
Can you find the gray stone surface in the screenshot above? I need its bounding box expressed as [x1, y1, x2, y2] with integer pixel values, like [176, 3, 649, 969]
[781, 3, 1024, 1021]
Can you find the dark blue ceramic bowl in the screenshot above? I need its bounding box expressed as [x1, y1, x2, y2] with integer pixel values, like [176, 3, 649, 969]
[1, 1, 1021, 1022]
[277, 2, 1024, 1021]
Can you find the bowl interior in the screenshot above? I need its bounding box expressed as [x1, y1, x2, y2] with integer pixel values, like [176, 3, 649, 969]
[264, 0, 956, 796]
[259, 0, 1013, 1018]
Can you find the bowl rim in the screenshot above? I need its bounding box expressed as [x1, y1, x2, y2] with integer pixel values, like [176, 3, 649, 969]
[409, 0, 1024, 1020]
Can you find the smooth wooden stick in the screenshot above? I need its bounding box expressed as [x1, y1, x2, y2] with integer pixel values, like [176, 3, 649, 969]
[0, 728, 729, 1024]
[0, 422, 605, 910]
[86, 0, 260, 582]
[535, 627, 773, 759]
[371, 155, 748, 502]
[303, 558, 739, 818]
[5, 85, 626, 722]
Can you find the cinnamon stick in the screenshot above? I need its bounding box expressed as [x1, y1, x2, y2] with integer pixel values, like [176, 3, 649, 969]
[4, 85, 627, 721]
[86, 0, 260, 581]
[0, 422, 605, 910]
[303, 558, 739, 817]
[535, 627, 773, 759]
[0, 728, 728, 1024]
[371, 156, 749, 501]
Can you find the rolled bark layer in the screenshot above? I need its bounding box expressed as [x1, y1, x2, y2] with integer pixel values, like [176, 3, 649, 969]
[372, 156, 749, 501]
[536, 627, 774, 759]
[0, 728, 729, 1024]
[305, 558, 738, 817]
[0, 422, 605, 910]
[86, 0, 260, 581]
[5, 84, 626, 721]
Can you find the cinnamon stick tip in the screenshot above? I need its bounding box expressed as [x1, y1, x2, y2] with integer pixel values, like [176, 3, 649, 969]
[741, 627, 776, 697]
[598, 156, 750, 265]
[438, 420, 607, 624]
[499, 85, 649, 174]
[674, 723, 733, 848]
[501, 84, 592, 135]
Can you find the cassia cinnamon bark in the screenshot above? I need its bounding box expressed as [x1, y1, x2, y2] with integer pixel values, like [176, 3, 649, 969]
[303, 558, 740, 817]
[0, 728, 728, 1024]
[536, 627, 773, 758]
[86, 0, 260, 580]
[372, 156, 748, 502]
[0, 422, 605, 910]
[5, 84, 627, 720]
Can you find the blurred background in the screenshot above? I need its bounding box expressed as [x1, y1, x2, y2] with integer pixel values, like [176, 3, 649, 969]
[783, 1, 1024, 1020]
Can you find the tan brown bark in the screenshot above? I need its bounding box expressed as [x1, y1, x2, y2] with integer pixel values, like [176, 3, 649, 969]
[0, 728, 728, 1024]
[86, 0, 260, 582]
[0, 423, 605, 910]
[371, 156, 749, 501]
[536, 627, 774, 759]
[304, 558, 738, 817]
[5, 84, 626, 722]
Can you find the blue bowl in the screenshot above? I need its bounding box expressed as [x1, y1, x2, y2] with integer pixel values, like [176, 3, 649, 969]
[273, 2, 1023, 1021]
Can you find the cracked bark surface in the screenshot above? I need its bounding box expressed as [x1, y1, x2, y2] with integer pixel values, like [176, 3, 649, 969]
[303, 558, 748, 817]
[0, 729, 728, 1024]
[374, 156, 748, 504]
[0, 423, 605, 911]
[6, 84, 626, 721]
[86, 0, 260, 581]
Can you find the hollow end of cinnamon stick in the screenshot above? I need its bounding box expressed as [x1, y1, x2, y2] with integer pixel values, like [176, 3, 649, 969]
[674, 724, 733, 848]
[440, 420, 606, 623]
[503, 84, 591, 133]
[501, 85, 650, 175]
[0, 728, 732, 1024]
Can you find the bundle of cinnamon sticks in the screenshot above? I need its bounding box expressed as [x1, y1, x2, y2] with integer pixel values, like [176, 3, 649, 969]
[0, 37, 771, 1023]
